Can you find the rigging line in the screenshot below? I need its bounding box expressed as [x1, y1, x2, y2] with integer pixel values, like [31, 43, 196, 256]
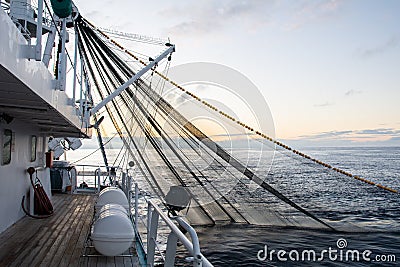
[82, 21, 310, 225]
[83, 25, 152, 160]
[141, 69, 156, 154]
[124, 98, 216, 224]
[79, 65, 162, 199]
[82, 25, 155, 161]
[112, 131, 128, 167]
[130, 88, 304, 225]
[92, 21, 398, 194]
[91, 32, 216, 183]
[86, 25, 284, 224]
[112, 111, 136, 167]
[88, 88, 110, 170]
[97, 27, 166, 46]
[124, 116, 137, 164]
[148, 59, 171, 127]
[78, 23, 138, 169]
[83, 30, 216, 224]
[126, 82, 310, 226]
[127, 87, 245, 223]
[71, 132, 118, 164]
[77, 22, 168, 199]
[116, 145, 127, 171]
[138, 71, 162, 154]
[130, 86, 262, 218]
[133, 78, 336, 231]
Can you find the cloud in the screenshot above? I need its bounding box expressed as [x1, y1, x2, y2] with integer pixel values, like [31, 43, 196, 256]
[360, 36, 400, 58]
[285, 0, 343, 31]
[314, 101, 334, 107]
[345, 90, 362, 96]
[296, 128, 400, 142]
[357, 129, 400, 135]
[167, 20, 221, 36]
[161, 0, 273, 36]
[299, 130, 352, 139]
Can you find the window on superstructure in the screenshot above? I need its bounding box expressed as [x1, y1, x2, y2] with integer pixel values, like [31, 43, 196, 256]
[2, 129, 12, 165]
[30, 135, 37, 162]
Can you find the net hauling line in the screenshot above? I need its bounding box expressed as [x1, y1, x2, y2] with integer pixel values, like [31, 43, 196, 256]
[84, 19, 398, 195]
[78, 18, 342, 231]
[77, 21, 249, 224]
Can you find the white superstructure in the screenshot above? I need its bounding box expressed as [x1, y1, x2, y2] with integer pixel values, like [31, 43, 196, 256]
[0, 0, 88, 233]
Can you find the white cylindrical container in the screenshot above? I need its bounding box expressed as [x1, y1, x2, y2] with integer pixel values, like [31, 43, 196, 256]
[91, 207, 134, 256]
[95, 187, 129, 212]
[96, 203, 129, 218]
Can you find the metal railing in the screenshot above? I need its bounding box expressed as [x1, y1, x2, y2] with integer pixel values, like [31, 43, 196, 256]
[9, 0, 52, 27]
[125, 180, 213, 267]
[74, 164, 108, 192]
[68, 164, 213, 266]
[145, 199, 212, 267]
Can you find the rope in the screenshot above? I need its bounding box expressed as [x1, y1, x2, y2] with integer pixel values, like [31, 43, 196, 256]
[77, 18, 341, 229]
[76, 19, 168, 199]
[21, 168, 54, 219]
[85, 19, 397, 194]
[71, 131, 118, 164]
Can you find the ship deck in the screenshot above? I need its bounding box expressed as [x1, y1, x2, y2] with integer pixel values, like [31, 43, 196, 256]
[0, 194, 139, 267]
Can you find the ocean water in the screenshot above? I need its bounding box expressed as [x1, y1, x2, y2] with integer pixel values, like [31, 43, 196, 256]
[194, 147, 400, 266]
[69, 146, 400, 266]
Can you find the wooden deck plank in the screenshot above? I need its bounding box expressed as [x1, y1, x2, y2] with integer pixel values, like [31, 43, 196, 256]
[53, 196, 91, 264]
[58, 196, 95, 267]
[71, 206, 97, 266]
[0, 193, 139, 267]
[44, 195, 88, 266]
[19, 196, 80, 266]
[0, 194, 65, 257]
[0, 194, 88, 266]
[114, 255, 124, 267]
[87, 255, 98, 267]
[0, 195, 77, 266]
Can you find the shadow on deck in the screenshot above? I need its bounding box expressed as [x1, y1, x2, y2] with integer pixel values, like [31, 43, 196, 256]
[0, 194, 139, 266]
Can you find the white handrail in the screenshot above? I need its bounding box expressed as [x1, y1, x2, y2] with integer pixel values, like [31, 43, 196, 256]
[146, 199, 213, 267]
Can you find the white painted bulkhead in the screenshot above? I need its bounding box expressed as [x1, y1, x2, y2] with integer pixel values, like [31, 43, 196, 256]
[0, 120, 51, 234]
[0, 3, 86, 234]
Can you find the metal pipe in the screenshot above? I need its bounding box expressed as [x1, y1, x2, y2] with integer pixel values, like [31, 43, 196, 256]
[79, 60, 84, 116]
[90, 45, 175, 115]
[96, 168, 101, 193]
[164, 232, 178, 266]
[147, 200, 212, 267]
[72, 26, 78, 104]
[35, 0, 43, 61]
[175, 217, 202, 267]
[42, 23, 56, 67]
[146, 203, 159, 266]
[57, 18, 67, 91]
[134, 182, 138, 230]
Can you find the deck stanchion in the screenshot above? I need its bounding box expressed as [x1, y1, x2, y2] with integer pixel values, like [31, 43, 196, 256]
[134, 182, 139, 230]
[164, 232, 179, 266]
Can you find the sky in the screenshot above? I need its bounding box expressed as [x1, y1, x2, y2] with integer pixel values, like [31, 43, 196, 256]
[73, 0, 400, 146]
